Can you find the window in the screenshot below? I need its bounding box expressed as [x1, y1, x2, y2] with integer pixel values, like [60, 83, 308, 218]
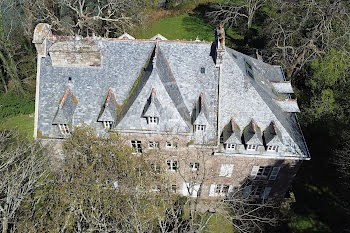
[247, 144, 257, 151]
[257, 166, 272, 179]
[103, 121, 113, 130]
[250, 166, 280, 180]
[189, 162, 200, 171]
[267, 145, 278, 152]
[194, 125, 206, 132]
[215, 184, 230, 196]
[131, 140, 142, 153]
[148, 117, 158, 124]
[200, 67, 205, 74]
[247, 70, 254, 78]
[219, 164, 234, 177]
[151, 163, 161, 174]
[58, 124, 70, 135]
[171, 184, 177, 193]
[244, 186, 272, 199]
[149, 141, 159, 149]
[225, 144, 236, 150]
[167, 160, 178, 171]
[166, 141, 177, 148]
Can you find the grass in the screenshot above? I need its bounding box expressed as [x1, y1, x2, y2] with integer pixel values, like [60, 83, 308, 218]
[204, 213, 235, 233]
[0, 113, 34, 139]
[132, 14, 215, 42]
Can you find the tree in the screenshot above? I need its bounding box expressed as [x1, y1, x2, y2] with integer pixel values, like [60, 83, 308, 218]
[207, 0, 267, 30]
[0, 130, 50, 233]
[263, 0, 350, 79]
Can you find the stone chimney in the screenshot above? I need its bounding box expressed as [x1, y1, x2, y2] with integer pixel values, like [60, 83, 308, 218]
[215, 24, 226, 67]
[32, 23, 52, 57]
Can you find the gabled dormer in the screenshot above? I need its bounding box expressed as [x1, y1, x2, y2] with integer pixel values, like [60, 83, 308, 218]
[150, 34, 168, 41]
[221, 118, 241, 151]
[142, 88, 161, 125]
[192, 93, 209, 133]
[263, 121, 283, 153]
[52, 86, 78, 136]
[242, 120, 263, 151]
[118, 33, 135, 40]
[97, 89, 118, 130]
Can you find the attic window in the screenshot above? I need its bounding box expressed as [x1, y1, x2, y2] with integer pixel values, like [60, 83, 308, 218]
[103, 121, 113, 130]
[245, 62, 253, 70]
[247, 144, 257, 151]
[225, 144, 236, 150]
[247, 70, 254, 78]
[232, 53, 237, 59]
[245, 60, 254, 78]
[194, 125, 206, 132]
[200, 67, 205, 74]
[267, 145, 278, 152]
[58, 124, 70, 135]
[148, 117, 158, 125]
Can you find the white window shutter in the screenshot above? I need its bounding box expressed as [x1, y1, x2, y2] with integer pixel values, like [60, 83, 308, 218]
[269, 167, 281, 180]
[250, 166, 260, 179]
[219, 164, 234, 177]
[209, 184, 216, 197]
[243, 185, 252, 198]
[262, 187, 272, 199]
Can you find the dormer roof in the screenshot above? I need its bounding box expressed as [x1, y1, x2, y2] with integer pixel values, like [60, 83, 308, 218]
[271, 81, 294, 94]
[222, 118, 241, 144]
[192, 93, 209, 125]
[263, 121, 283, 145]
[274, 99, 300, 112]
[143, 88, 161, 117]
[242, 120, 263, 145]
[150, 34, 168, 40]
[52, 86, 77, 124]
[98, 88, 118, 122]
[118, 33, 135, 40]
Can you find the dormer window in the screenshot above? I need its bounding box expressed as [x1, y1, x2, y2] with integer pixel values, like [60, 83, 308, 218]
[225, 143, 236, 150]
[58, 124, 70, 135]
[103, 121, 113, 130]
[247, 144, 257, 151]
[267, 145, 278, 152]
[148, 116, 158, 125]
[194, 125, 206, 132]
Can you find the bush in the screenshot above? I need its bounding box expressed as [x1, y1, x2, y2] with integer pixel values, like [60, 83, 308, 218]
[0, 92, 35, 120]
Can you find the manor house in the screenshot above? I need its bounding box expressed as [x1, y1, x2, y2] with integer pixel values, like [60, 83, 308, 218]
[32, 23, 310, 199]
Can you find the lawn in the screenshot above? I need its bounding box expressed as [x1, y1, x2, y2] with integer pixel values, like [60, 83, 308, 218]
[0, 113, 34, 139]
[132, 14, 215, 42]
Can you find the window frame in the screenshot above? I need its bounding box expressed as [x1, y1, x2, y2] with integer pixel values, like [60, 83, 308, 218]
[103, 121, 113, 130]
[148, 141, 159, 149]
[131, 140, 142, 154]
[148, 116, 159, 125]
[167, 160, 178, 172]
[58, 124, 70, 135]
[194, 124, 206, 132]
[189, 162, 200, 171]
[267, 145, 278, 152]
[247, 144, 257, 151]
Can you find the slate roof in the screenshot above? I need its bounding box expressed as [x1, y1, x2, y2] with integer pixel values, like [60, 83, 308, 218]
[97, 89, 118, 122]
[221, 118, 241, 144]
[52, 86, 77, 124]
[242, 120, 263, 145]
[36, 33, 309, 158]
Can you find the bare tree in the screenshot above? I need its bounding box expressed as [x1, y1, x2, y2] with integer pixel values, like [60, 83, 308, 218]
[264, 0, 350, 79]
[0, 130, 50, 233]
[207, 0, 267, 30]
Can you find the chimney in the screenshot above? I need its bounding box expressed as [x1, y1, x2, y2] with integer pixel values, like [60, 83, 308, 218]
[32, 23, 52, 57]
[215, 24, 226, 67]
